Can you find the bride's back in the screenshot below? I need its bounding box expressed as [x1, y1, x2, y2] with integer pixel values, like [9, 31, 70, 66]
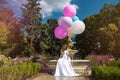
[60, 44, 68, 58]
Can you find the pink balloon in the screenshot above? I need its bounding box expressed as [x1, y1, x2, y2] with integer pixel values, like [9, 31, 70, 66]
[54, 26, 68, 39]
[58, 16, 73, 28]
[63, 5, 76, 18]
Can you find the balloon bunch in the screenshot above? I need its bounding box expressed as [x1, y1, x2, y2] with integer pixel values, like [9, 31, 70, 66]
[54, 5, 85, 39]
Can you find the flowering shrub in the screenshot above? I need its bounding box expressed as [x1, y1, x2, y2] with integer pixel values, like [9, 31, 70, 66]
[32, 54, 51, 73]
[13, 57, 33, 65]
[0, 55, 33, 66]
[38, 54, 51, 73]
[86, 54, 111, 67]
[90, 55, 120, 80]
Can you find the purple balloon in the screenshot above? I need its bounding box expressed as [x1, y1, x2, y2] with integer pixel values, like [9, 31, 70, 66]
[54, 26, 68, 39]
[63, 5, 76, 18]
[58, 16, 73, 28]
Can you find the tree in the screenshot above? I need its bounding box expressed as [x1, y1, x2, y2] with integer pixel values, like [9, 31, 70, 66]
[0, 0, 7, 5]
[43, 19, 68, 58]
[99, 23, 120, 58]
[21, 0, 68, 57]
[0, 1, 23, 57]
[21, 0, 42, 56]
[21, 0, 42, 26]
[75, 3, 120, 59]
[30, 18, 68, 58]
[75, 15, 99, 58]
[0, 22, 8, 53]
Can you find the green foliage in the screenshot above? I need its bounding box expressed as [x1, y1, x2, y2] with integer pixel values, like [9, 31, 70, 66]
[108, 60, 120, 68]
[0, 55, 12, 66]
[21, 0, 42, 56]
[21, 0, 42, 25]
[92, 66, 120, 80]
[75, 14, 99, 58]
[76, 3, 120, 58]
[0, 61, 40, 80]
[41, 19, 68, 58]
[0, 55, 7, 66]
[22, 42, 35, 56]
[0, 22, 8, 47]
[0, 22, 8, 54]
[98, 23, 120, 56]
[0, 1, 24, 57]
[22, 18, 68, 57]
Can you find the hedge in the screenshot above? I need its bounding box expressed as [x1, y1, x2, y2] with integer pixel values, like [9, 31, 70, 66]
[92, 66, 120, 80]
[0, 61, 41, 80]
[108, 60, 120, 68]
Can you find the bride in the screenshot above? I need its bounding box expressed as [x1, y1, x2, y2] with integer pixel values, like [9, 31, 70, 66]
[54, 44, 80, 76]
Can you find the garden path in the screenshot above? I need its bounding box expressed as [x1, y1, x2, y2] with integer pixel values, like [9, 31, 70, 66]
[27, 73, 91, 80]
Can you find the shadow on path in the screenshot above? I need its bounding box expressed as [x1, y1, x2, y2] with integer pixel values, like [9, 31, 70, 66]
[27, 73, 91, 80]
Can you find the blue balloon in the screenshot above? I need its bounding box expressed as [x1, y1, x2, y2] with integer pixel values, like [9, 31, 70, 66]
[71, 34, 76, 40]
[72, 16, 79, 22]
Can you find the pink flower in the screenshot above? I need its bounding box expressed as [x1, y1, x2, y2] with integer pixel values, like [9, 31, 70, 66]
[19, 59, 23, 64]
[14, 61, 17, 65]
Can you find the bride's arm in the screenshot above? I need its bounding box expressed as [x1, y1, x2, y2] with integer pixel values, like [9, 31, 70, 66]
[66, 50, 69, 55]
[66, 50, 71, 60]
[66, 50, 70, 56]
[59, 49, 63, 58]
[66, 50, 71, 57]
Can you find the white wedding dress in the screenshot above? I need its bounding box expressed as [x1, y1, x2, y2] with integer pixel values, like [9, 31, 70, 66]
[54, 50, 80, 76]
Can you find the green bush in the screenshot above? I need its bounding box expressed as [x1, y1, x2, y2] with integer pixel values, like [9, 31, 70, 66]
[92, 66, 120, 80]
[108, 60, 120, 68]
[0, 61, 41, 80]
[0, 55, 12, 66]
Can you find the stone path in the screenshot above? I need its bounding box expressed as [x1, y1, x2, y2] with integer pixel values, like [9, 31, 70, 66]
[27, 60, 91, 80]
[27, 73, 91, 80]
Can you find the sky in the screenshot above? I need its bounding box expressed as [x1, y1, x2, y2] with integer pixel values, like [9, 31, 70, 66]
[8, 0, 120, 23]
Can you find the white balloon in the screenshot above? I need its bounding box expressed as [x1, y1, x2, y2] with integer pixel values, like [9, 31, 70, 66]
[58, 16, 73, 28]
[71, 20, 85, 34]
